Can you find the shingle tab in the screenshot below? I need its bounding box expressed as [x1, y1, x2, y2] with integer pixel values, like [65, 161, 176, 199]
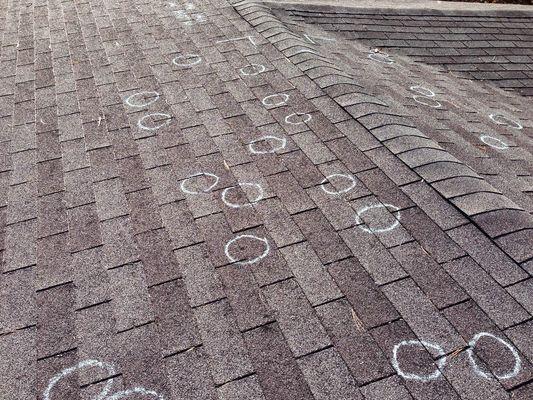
[340, 227, 408, 285]
[244, 323, 314, 400]
[298, 347, 363, 400]
[316, 298, 393, 385]
[194, 299, 254, 385]
[262, 278, 331, 357]
[381, 279, 465, 351]
[442, 257, 530, 329]
[280, 241, 342, 305]
[447, 224, 528, 286]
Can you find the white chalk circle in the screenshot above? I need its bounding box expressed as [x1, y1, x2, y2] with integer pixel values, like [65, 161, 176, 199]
[240, 63, 266, 76]
[480, 135, 509, 150]
[225, 235, 270, 265]
[320, 174, 357, 195]
[392, 340, 446, 382]
[173, 10, 188, 20]
[247, 135, 287, 154]
[368, 52, 394, 64]
[180, 172, 220, 194]
[172, 54, 202, 67]
[285, 112, 312, 125]
[355, 203, 401, 233]
[222, 182, 263, 208]
[107, 387, 165, 400]
[43, 359, 116, 400]
[262, 93, 290, 107]
[183, 14, 206, 25]
[413, 95, 442, 108]
[489, 113, 523, 130]
[467, 332, 521, 380]
[410, 85, 435, 97]
[125, 91, 160, 108]
[137, 113, 172, 131]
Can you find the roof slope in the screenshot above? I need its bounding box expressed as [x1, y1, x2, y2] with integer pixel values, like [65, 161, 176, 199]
[0, 0, 532, 399]
[273, 0, 533, 96]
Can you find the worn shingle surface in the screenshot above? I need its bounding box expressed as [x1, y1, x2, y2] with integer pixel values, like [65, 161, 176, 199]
[0, 0, 532, 398]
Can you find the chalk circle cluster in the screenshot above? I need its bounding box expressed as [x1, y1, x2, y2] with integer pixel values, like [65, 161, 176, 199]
[43, 359, 164, 400]
[124, 90, 173, 132]
[260, 92, 311, 129]
[179, 174, 271, 264]
[225, 234, 270, 265]
[409, 85, 442, 108]
[319, 173, 357, 195]
[479, 112, 522, 150]
[172, 3, 206, 25]
[180, 172, 264, 208]
[393, 332, 522, 382]
[355, 203, 401, 234]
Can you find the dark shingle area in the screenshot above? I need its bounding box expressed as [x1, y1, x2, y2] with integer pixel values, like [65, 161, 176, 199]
[274, 4, 533, 96]
[0, 0, 532, 399]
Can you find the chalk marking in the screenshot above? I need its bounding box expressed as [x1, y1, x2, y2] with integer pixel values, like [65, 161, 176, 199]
[183, 14, 206, 25]
[480, 135, 509, 150]
[285, 112, 312, 125]
[173, 9, 188, 19]
[413, 95, 442, 108]
[355, 203, 401, 233]
[222, 182, 264, 208]
[247, 135, 287, 154]
[172, 53, 202, 67]
[467, 332, 521, 380]
[43, 359, 116, 400]
[393, 340, 446, 381]
[409, 85, 435, 97]
[303, 33, 335, 44]
[180, 172, 220, 194]
[320, 174, 357, 195]
[489, 113, 523, 130]
[216, 35, 257, 46]
[239, 63, 266, 76]
[261, 93, 290, 107]
[107, 387, 165, 400]
[137, 113, 172, 131]
[368, 52, 394, 64]
[292, 47, 319, 56]
[125, 91, 160, 108]
[225, 235, 270, 265]
[173, 3, 205, 24]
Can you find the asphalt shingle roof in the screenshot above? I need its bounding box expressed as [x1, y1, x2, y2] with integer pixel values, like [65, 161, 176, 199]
[0, 0, 532, 399]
